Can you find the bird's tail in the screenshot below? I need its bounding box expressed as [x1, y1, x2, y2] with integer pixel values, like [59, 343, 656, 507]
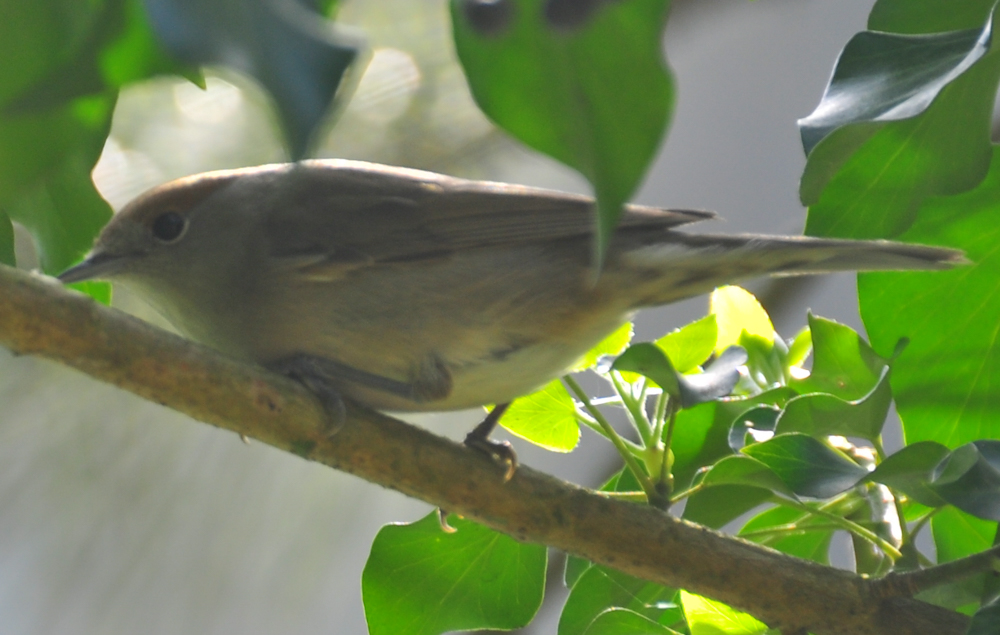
[620, 233, 967, 307]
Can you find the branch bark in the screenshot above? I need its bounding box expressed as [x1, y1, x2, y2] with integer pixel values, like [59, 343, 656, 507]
[0, 264, 970, 635]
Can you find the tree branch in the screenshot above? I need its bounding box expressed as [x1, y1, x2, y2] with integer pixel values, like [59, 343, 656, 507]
[0, 264, 969, 635]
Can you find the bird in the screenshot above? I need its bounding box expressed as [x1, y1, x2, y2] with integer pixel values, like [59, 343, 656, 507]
[58, 159, 964, 454]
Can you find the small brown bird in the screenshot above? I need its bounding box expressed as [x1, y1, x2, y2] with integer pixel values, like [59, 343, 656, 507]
[59, 160, 962, 441]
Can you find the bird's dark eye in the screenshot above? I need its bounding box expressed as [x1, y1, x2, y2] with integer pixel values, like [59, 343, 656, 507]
[151, 212, 187, 243]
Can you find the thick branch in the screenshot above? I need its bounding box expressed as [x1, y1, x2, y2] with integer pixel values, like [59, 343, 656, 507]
[0, 264, 969, 635]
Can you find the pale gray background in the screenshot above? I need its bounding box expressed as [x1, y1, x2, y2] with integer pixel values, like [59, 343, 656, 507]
[0, 0, 875, 633]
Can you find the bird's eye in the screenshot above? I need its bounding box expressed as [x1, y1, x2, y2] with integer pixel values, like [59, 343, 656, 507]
[151, 212, 187, 243]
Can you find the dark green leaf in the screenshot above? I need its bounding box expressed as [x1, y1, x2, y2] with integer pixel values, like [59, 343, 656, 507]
[583, 608, 680, 635]
[654, 314, 717, 374]
[923, 507, 998, 609]
[866, 440, 951, 507]
[6, 0, 190, 112]
[671, 387, 797, 491]
[362, 513, 546, 635]
[559, 565, 678, 635]
[800, 9, 1000, 238]
[859, 151, 1000, 447]
[5, 147, 113, 274]
[451, 0, 673, 261]
[798, 16, 992, 155]
[700, 455, 797, 499]
[869, 0, 998, 33]
[0, 211, 14, 266]
[739, 505, 834, 564]
[613, 344, 746, 409]
[930, 441, 1000, 520]
[775, 366, 892, 441]
[144, 0, 363, 159]
[728, 405, 781, 452]
[742, 433, 868, 499]
[968, 599, 1000, 635]
[791, 315, 887, 401]
[500, 379, 580, 452]
[682, 484, 772, 529]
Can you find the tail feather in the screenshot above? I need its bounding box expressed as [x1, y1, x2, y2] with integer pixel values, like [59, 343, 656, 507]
[621, 233, 967, 307]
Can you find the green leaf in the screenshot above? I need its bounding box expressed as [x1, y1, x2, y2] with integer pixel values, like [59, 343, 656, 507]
[573, 321, 634, 371]
[654, 314, 718, 373]
[144, 0, 362, 159]
[775, 367, 893, 441]
[924, 507, 998, 609]
[738, 505, 834, 565]
[583, 608, 680, 635]
[0, 210, 14, 266]
[679, 590, 768, 635]
[967, 599, 1000, 635]
[869, 0, 999, 34]
[500, 379, 580, 452]
[728, 405, 781, 452]
[6, 0, 190, 111]
[559, 565, 678, 635]
[801, 10, 1000, 238]
[451, 0, 674, 261]
[362, 513, 546, 635]
[930, 441, 1000, 520]
[5, 145, 113, 275]
[858, 149, 1000, 447]
[672, 387, 797, 491]
[682, 485, 773, 530]
[786, 327, 813, 369]
[613, 344, 746, 409]
[700, 455, 797, 499]
[742, 433, 868, 499]
[792, 314, 887, 401]
[710, 286, 775, 354]
[866, 440, 950, 507]
[798, 15, 993, 155]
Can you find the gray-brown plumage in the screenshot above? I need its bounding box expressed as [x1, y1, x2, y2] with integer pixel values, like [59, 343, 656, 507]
[59, 160, 965, 412]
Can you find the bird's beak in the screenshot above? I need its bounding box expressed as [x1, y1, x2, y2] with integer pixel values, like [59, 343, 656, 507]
[57, 252, 123, 283]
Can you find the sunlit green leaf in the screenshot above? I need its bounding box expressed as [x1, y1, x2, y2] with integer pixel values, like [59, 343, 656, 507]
[451, 0, 674, 261]
[655, 314, 717, 373]
[559, 565, 678, 635]
[859, 151, 1000, 447]
[583, 608, 680, 635]
[573, 321, 634, 371]
[710, 286, 775, 354]
[500, 379, 580, 452]
[363, 513, 546, 635]
[680, 590, 768, 635]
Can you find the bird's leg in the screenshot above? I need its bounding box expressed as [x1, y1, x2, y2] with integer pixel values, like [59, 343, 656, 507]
[464, 402, 517, 481]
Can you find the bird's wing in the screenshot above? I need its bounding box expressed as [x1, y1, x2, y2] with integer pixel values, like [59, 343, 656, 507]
[264, 160, 715, 268]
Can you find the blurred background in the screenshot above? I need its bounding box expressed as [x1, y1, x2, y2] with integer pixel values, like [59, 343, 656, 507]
[1, 0, 876, 632]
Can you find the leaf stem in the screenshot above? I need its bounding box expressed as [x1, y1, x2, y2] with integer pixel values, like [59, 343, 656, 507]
[563, 375, 660, 504]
